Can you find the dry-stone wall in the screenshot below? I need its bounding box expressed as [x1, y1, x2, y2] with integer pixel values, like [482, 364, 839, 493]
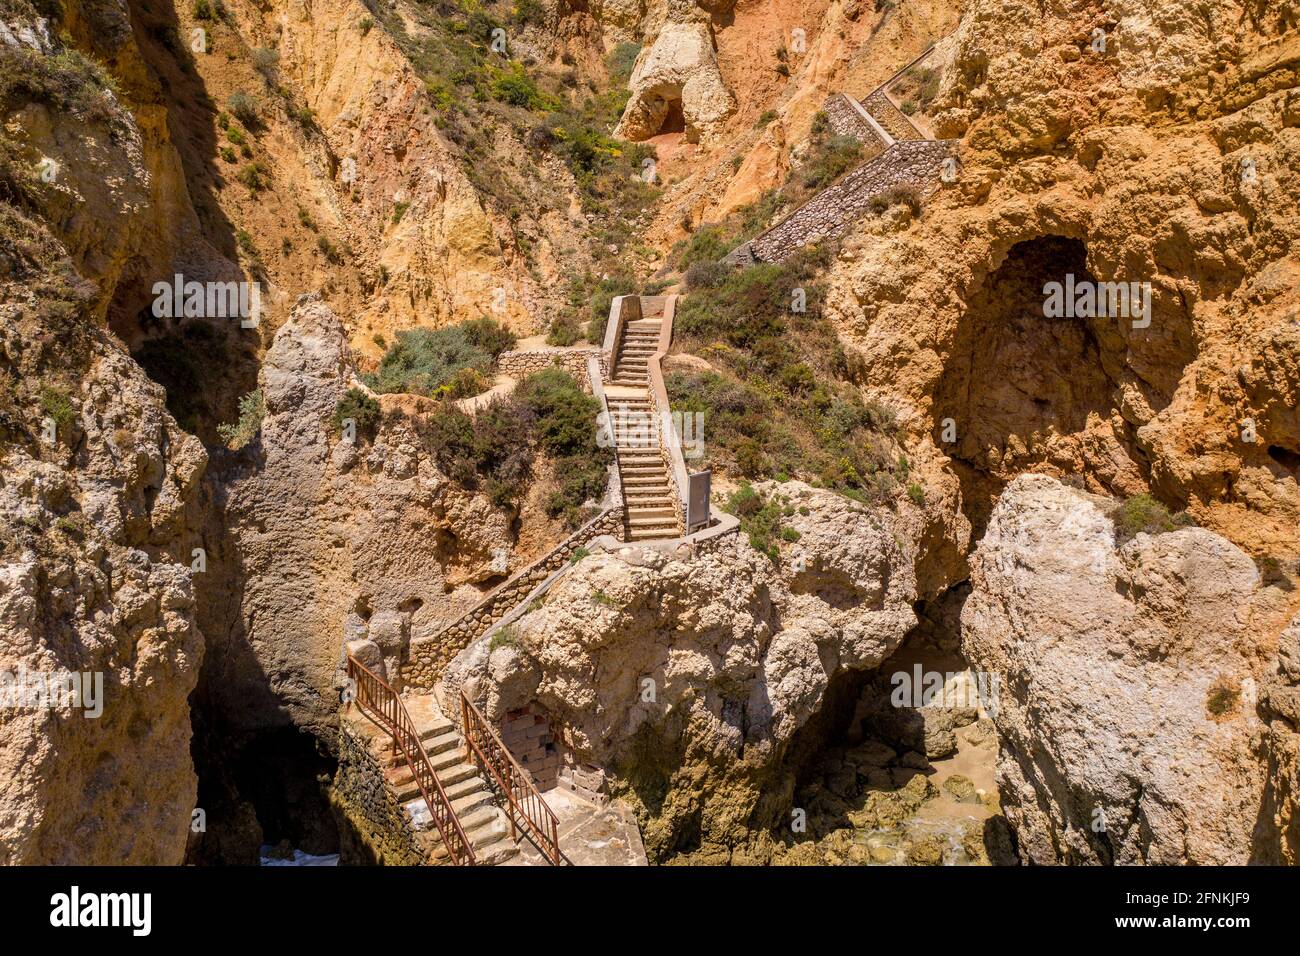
[746, 139, 957, 263]
[402, 506, 625, 690]
[863, 90, 925, 141]
[822, 93, 890, 158]
[331, 718, 425, 866]
[498, 347, 606, 384]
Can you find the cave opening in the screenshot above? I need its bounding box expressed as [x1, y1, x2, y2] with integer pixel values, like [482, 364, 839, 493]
[934, 235, 1145, 536]
[657, 97, 686, 135]
[187, 724, 341, 865]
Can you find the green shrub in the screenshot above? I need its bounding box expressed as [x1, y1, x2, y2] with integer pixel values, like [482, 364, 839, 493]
[488, 626, 519, 651]
[365, 324, 494, 396]
[193, 0, 225, 21]
[606, 42, 640, 84]
[1112, 493, 1194, 541]
[226, 91, 260, 126]
[907, 482, 926, 506]
[723, 482, 795, 562]
[38, 386, 75, 435]
[673, 224, 737, 270]
[251, 47, 279, 81]
[514, 368, 610, 522]
[547, 314, 582, 346]
[217, 388, 264, 449]
[358, 16, 374, 35]
[0, 44, 120, 124]
[460, 316, 517, 359]
[490, 66, 552, 110]
[512, 0, 546, 26]
[236, 162, 267, 191]
[332, 387, 380, 441]
[423, 398, 533, 507]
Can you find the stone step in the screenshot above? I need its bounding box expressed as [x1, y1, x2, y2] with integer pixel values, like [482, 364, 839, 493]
[396, 772, 494, 815]
[609, 379, 648, 387]
[628, 513, 679, 526]
[426, 806, 512, 861]
[625, 487, 672, 499]
[622, 474, 669, 485]
[429, 745, 473, 774]
[620, 466, 667, 477]
[389, 763, 486, 801]
[626, 502, 676, 515]
[627, 526, 680, 541]
[628, 504, 678, 517]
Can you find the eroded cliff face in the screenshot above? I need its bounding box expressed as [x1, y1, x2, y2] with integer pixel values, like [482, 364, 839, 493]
[0, 49, 207, 859]
[824, 0, 1300, 558]
[962, 474, 1292, 864]
[445, 480, 929, 857]
[197, 294, 543, 743]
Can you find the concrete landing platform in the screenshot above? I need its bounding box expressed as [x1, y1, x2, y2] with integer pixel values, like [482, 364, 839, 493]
[505, 789, 648, 866]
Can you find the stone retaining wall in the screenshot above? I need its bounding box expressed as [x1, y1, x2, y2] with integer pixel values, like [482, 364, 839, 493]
[498, 347, 607, 385]
[330, 717, 425, 866]
[863, 90, 925, 142]
[401, 505, 625, 690]
[823, 93, 890, 159]
[748, 139, 957, 263]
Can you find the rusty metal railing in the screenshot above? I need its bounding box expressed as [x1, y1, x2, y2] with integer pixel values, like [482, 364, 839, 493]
[460, 692, 562, 865]
[346, 655, 475, 865]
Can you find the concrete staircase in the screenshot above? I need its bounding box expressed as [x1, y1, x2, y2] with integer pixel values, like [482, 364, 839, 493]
[609, 318, 659, 387]
[605, 301, 683, 541]
[386, 696, 519, 864]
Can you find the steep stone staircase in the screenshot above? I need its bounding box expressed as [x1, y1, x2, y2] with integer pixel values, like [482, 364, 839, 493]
[604, 297, 684, 541]
[724, 47, 955, 267]
[386, 696, 518, 864]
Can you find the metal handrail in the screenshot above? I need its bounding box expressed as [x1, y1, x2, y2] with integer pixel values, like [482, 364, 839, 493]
[345, 655, 475, 865]
[460, 692, 562, 865]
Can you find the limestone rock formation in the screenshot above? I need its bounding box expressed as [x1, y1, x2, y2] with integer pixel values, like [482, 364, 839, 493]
[615, 20, 736, 143]
[444, 480, 920, 856]
[198, 295, 525, 741]
[961, 474, 1292, 864]
[823, 0, 1300, 556]
[0, 260, 207, 865]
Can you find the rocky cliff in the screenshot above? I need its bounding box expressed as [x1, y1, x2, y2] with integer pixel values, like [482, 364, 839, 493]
[962, 474, 1291, 864]
[444, 480, 927, 857]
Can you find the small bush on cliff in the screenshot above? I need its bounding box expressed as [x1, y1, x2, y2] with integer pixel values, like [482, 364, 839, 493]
[606, 42, 640, 84]
[0, 43, 120, 124]
[459, 316, 517, 359]
[724, 483, 792, 563]
[217, 388, 264, 450]
[424, 398, 533, 508]
[332, 387, 380, 442]
[1112, 493, 1194, 542]
[226, 91, 260, 127]
[38, 386, 75, 437]
[546, 314, 582, 346]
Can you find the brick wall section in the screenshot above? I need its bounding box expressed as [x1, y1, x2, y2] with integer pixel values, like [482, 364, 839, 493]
[822, 93, 890, 159]
[498, 347, 607, 384]
[499, 704, 560, 790]
[863, 90, 925, 141]
[401, 505, 625, 690]
[747, 139, 957, 263]
[330, 718, 425, 866]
